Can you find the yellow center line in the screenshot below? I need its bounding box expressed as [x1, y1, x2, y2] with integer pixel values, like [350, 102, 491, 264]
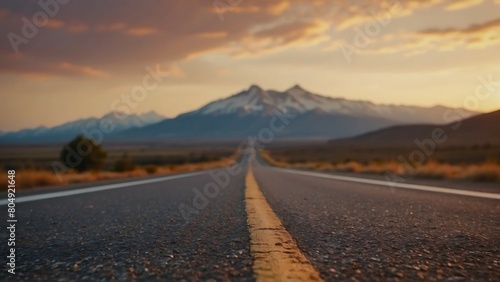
[245, 167, 324, 282]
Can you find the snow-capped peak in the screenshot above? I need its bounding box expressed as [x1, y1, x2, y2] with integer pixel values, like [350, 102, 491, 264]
[0, 111, 166, 141]
[187, 84, 479, 124]
[191, 84, 345, 116]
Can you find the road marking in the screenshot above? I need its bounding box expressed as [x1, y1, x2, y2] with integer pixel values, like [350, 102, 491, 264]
[274, 168, 500, 200]
[245, 167, 323, 282]
[0, 171, 207, 206]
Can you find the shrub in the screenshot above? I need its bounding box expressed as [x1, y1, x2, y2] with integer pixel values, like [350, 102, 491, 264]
[60, 135, 107, 172]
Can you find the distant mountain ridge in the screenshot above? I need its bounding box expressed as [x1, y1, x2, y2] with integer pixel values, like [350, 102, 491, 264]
[0, 111, 165, 143]
[0, 85, 482, 143]
[185, 84, 477, 124]
[329, 110, 500, 146]
[120, 85, 480, 141]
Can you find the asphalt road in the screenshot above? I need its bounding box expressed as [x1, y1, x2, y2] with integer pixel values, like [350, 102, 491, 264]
[1, 162, 253, 281]
[253, 162, 500, 281]
[1, 154, 499, 281]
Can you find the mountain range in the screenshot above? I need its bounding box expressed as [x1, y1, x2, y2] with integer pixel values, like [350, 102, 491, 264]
[0, 111, 165, 143]
[0, 85, 481, 143]
[187, 85, 470, 124]
[119, 85, 479, 141]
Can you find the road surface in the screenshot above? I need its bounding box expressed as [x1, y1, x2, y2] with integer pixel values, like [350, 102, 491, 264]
[1, 153, 499, 281]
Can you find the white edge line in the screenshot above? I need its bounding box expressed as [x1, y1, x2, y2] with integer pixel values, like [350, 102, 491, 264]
[0, 171, 207, 206]
[274, 167, 500, 200]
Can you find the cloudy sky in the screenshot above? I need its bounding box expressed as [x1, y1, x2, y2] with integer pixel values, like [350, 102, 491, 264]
[1, 0, 499, 131]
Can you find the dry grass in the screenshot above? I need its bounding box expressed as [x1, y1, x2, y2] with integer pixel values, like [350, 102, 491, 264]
[12, 156, 237, 190]
[462, 163, 500, 182]
[261, 150, 500, 183]
[266, 144, 500, 165]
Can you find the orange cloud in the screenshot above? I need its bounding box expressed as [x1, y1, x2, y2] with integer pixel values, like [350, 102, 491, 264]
[231, 20, 330, 57]
[197, 31, 227, 39]
[126, 27, 159, 36]
[358, 18, 500, 56]
[166, 64, 186, 78]
[267, 2, 290, 15]
[324, 0, 487, 31]
[67, 23, 89, 33]
[334, 0, 437, 29]
[445, 0, 484, 10]
[45, 19, 89, 33]
[0, 0, 495, 79]
[58, 62, 109, 77]
[96, 22, 126, 32]
[211, 2, 261, 17]
[46, 19, 65, 29]
[186, 46, 228, 60]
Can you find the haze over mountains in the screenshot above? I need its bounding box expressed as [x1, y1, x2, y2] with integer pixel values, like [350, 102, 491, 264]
[1, 85, 481, 143]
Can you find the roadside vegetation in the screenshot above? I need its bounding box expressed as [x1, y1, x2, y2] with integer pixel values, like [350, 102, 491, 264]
[12, 158, 236, 189]
[0, 139, 237, 190]
[262, 145, 500, 183]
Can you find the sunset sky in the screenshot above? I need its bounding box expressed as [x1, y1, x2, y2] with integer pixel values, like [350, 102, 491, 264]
[1, 0, 500, 131]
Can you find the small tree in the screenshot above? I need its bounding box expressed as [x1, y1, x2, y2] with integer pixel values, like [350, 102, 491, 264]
[60, 135, 108, 172]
